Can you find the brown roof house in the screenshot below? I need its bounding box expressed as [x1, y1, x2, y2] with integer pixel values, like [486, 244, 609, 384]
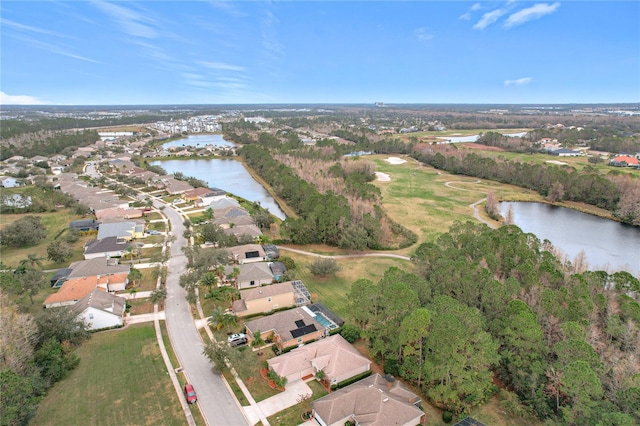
[313, 373, 425, 426]
[267, 334, 371, 385]
[67, 258, 130, 280]
[71, 289, 126, 331]
[244, 306, 326, 350]
[232, 281, 297, 317]
[83, 236, 132, 260]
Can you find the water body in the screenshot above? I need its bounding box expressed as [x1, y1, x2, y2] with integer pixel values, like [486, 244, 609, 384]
[161, 134, 235, 150]
[500, 202, 640, 277]
[437, 131, 528, 143]
[150, 158, 287, 220]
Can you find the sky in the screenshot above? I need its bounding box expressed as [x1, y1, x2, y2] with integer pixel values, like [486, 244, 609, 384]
[1, 1, 639, 105]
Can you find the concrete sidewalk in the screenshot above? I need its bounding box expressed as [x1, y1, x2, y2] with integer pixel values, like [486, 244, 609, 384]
[126, 311, 166, 324]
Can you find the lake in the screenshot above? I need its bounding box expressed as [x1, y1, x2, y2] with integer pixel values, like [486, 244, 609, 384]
[161, 134, 235, 150]
[437, 131, 528, 143]
[150, 158, 287, 220]
[500, 202, 640, 277]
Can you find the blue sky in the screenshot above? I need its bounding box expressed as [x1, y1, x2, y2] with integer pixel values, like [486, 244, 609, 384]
[1, 1, 638, 105]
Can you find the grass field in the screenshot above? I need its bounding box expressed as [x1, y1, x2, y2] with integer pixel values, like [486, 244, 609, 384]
[0, 209, 91, 269]
[31, 324, 185, 426]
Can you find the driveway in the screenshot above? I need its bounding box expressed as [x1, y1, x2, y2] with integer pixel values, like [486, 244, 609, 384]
[244, 380, 313, 425]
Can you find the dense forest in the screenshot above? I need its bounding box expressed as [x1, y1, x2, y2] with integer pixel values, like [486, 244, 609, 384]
[411, 145, 640, 226]
[349, 222, 639, 424]
[240, 142, 416, 249]
[0, 130, 100, 161]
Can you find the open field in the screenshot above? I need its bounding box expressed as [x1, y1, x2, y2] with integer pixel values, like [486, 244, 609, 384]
[31, 324, 185, 426]
[280, 250, 411, 320]
[0, 209, 91, 269]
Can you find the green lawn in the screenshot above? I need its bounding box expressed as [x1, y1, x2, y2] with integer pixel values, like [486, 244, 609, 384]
[31, 324, 185, 426]
[0, 208, 91, 269]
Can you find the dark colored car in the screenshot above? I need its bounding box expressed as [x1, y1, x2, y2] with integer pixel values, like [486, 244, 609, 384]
[184, 384, 197, 404]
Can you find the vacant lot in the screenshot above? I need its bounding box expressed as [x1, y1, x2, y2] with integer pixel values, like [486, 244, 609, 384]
[31, 324, 184, 426]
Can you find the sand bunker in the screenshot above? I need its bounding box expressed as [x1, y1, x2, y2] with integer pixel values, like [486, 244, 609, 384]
[546, 160, 568, 165]
[385, 157, 406, 165]
[376, 172, 391, 182]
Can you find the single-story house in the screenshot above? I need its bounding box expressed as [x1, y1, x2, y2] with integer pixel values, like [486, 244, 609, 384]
[244, 307, 327, 350]
[267, 334, 371, 385]
[228, 244, 268, 264]
[224, 224, 262, 240]
[197, 187, 226, 206]
[67, 258, 130, 280]
[609, 155, 639, 167]
[71, 289, 126, 331]
[549, 148, 582, 157]
[94, 207, 144, 221]
[69, 219, 100, 232]
[214, 214, 256, 229]
[313, 373, 425, 426]
[232, 281, 296, 317]
[83, 236, 132, 260]
[208, 197, 240, 211]
[225, 262, 274, 289]
[97, 221, 145, 241]
[0, 176, 23, 188]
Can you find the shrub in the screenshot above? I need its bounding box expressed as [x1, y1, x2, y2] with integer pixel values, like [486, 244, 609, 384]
[442, 411, 453, 423]
[308, 258, 341, 276]
[340, 324, 361, 343]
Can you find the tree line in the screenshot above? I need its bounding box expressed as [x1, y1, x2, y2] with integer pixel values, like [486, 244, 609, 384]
[1, 130, 100, 161]
[348, 221, 639, 424]
[411, 145, 640, 225]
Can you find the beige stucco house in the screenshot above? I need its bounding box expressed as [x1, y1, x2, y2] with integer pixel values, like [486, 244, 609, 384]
[267, 334, 371, 385]
[244, 307, 326, 350]
[232, 281, 296, 317]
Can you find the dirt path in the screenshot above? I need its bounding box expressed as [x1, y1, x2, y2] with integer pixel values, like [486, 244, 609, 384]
[444, 179, 498, 229]
[277, 246, 411, 261]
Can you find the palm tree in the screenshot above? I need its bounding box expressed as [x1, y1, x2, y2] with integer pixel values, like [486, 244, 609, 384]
[251, 329, 266, 355]
[208, 306, 237, 333]
[18, 254, 45, 271]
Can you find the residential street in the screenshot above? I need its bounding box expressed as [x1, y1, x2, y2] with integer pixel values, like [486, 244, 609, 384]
[157, 200, 249, 426]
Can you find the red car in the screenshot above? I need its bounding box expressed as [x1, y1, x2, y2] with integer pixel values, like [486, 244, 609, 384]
[184, 384, 197, 404]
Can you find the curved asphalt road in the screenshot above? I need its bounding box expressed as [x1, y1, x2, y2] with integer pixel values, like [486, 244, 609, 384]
[158, 201, 248, 426]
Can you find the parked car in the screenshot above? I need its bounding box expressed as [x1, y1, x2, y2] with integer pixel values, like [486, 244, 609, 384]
[227, 333, 247, 347]
[184, 384, 197, 404]
[145, 229, 163, 235]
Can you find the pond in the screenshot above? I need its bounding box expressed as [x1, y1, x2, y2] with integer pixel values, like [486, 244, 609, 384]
[161, 134, 235, 150]
[500, 202, 640, 277]
[150, 158, 286, 220]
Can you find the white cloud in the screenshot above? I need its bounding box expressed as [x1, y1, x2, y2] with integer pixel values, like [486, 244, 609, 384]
[414, 27, 434, 42]
[11, 34, 100, 63]
[198, 61, 245, 72]
[92, 1, 158, 39]
[473, 8, 507, 30]
[504, 77, 533, 86]
[0, 91, 50, 105]
[459, 3, 482, 21]
[0, 18, 66, 37]
[504, 3, 560, 28]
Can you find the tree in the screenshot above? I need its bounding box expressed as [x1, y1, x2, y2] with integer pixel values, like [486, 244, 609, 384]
[35, 307, 89, 347]
[18, 269, 47, 304]
[308, 258, 341, 276]
[0, 216, 47, 247]
[399, 308, 431, 388]
[203, 341, 231, 373]
[560, 360, 604, 423]
[208, 306, 237, 333]
[0, 368, 40, 426]
[46, 240, 73, 264]
[0, 292, 38, 375]
[127, 268, 142, 287]
[149, 287, 167, 305]
[253, 210, 274, 229]
[200, 271, 219, 292]
[339, 324, 361, 343]
[251, 329, 265, 355]
[18, 254, 45, 271]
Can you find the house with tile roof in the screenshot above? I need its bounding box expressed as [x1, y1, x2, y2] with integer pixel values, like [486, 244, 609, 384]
[83, 236, 132, 260]
[97, 221, 145, 241]
[224, 224, 262, 240]
[268, 334, 371, 385]
[43, 276, 102, 308]
[232, 281, 295, 316]
[71, 289, 126, 331]
[313, 373, 425, 426]
[244, 307, 326, 350]
[228, 244, 268, 264]
[67, 258, 130, 280]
